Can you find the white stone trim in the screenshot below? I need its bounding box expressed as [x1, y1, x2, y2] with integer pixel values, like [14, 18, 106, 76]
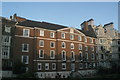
[15, 35, 34, 39]
[36, 71, 71, 78]
[15, 35, 96, 46]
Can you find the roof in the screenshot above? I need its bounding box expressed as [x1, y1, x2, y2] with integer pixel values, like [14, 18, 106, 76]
[81, 19, 94, 25]
[87, 19, 94, 22]
[104, 22, 113, 27]
[77, 29, 97, 38]
[17, 20, 68, 30]
[2, 17, 16, 25]
[77, 25, 97, 38]
[16, 16, 26, 22]
[17, 18, 96, 38]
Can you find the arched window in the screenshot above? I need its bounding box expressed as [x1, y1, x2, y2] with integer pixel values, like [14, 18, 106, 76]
[70, 43, 74, 49]
[61, 42, 66, 48]
[71, 51, 75, 61]
[62, 50, 66, 61]
[79, 52, 83, 61]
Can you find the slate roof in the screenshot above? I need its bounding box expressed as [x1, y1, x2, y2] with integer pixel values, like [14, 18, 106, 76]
[104, 22, 113, 27]
[2, 17, 16, 25]
[77, 25, 97, 38]
[17, 20, 67, 30]
[17, 19, 96, 38]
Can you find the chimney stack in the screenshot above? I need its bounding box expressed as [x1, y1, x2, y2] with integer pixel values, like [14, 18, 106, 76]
[81, 21, 88, 31]
[10, 16, 12, 20]
[13, 13, 17, 21]
[87, 19, 94, 26]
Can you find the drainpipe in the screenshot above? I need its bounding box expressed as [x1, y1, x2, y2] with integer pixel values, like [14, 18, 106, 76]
[55, 30, 58, 77]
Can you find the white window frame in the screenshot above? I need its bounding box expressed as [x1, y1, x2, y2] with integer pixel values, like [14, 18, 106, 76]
[70, 43, 74, 49]
[84, 37, 87, 42]
[85, 46, 88, 51]
[61, 42, 66, 48]
[38, 63, 42, 70]
[2, 36, 11, 44]
[39, 40, 44, 47]
[91, 46, 94, 51]
[79, 63, 83, 69]
[62, 63, 66, 70]
[40, 30, 44, 36]
[79, 52, 83, 61]
[78, 36, 82, 41]
[39, 50, 44, 58]
[50, 32, 55, 38]
[52, 63, 56, 70]
[2, 46, 10, 59]
[79, 44, 82, 50]
[61, 33, 65, 39]
[61, 50, 66, 61]
[45, 63, 49, 70]
[22, 44, 29, 52]
[90, 38, 93, 43]
[85, 63, 88, 69]
[50, 41, 55, 48]
[21, 55, 29, 64]
[23, 29, 30, 37]
[91, 53, 95, 60]
[85, 53, 88, 60]
[50, 50, 55, 59]
[71, 51, 75, 61]
[5, 25, 11, 33]
[99, 39, 102, 43]
[70, 34, 74, 40]
[93, 63, 96, 68]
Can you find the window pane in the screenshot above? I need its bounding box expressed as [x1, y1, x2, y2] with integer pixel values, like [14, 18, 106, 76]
[51, 42, 55, 48]
[39, 50, 44, 58]
[61, 42, 65, 48]
[50, 50, 55, 59]
[40, 30, 44, 36]
[61, 33, 65, 38]
[22, 44, 29, 52]
[40, 40, 44, 47]
[50, 32, 54, 38]
[23, 29, 29, 37]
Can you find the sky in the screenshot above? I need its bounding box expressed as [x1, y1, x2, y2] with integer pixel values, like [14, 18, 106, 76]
[2, 2, 118, 30]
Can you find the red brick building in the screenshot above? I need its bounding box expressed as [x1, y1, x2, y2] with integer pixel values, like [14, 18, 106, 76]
[2, 14, 98, 78]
